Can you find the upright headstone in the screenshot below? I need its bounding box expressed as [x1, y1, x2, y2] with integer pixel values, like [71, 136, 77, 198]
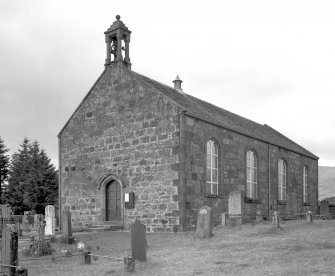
[131, 219, 147, 261]
[37, 215, 46, 256]
[228, 191, 242, 225]
[60, 210, 75, 244]
[45, 205, 55, 236]
[195, 206, 212, 238]
[1, 224, 18, 276]
[62, 210, 72, 237]
[286, 192, 298, 215]
[22, 214, 30, 232]
[306, 211, 313, 223]
[33, 214, 40, 229]
[256, 210, 262, 223]
[0, 204, 12, 217]
[273, 211, 280, 228]
[221, 213, 227, 226]
[320, 200, 329, 216]
[0, 205, 12, 235]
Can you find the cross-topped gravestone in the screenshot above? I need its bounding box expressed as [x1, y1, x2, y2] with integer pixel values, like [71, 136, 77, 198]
[131, 219, 147, 261]
[195, 206, 212, 238]
[45, 205, 55, 236]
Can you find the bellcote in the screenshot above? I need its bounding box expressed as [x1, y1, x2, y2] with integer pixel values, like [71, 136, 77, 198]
[104, 15, 131, 69]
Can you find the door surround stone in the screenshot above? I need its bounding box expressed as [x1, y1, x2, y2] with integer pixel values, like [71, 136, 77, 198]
[98, 174, 124, 223]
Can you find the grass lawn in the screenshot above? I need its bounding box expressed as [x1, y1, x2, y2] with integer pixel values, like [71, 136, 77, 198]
[5, 220, 335, 275]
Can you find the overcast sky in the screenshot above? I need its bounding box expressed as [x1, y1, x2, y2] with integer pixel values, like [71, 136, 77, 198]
[1, 0, 335, 168]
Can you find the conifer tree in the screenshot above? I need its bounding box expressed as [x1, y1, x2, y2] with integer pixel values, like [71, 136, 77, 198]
[0, 136, 10, 202]
[5, 138, 58, 214]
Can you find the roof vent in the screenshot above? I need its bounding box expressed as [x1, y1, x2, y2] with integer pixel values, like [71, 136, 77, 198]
[172, 75, 183, 93]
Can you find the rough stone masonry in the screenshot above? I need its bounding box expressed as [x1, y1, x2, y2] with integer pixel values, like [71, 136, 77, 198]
[58, 16, 318, 232]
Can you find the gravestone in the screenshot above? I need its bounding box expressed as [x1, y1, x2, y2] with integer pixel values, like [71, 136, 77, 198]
[286, 192, 298, 215]
[228, 191, 242, 225]
[221, 213, 227, 226]
[33, 214, 40, 229]
[61, 210, 75, 244]
[195, 206, 212, 238]
[306, 211, 313, 223]
[131, 219, 147, 261]
[36, 215, 46, 256]
[0, 204, 12, 217]
[22, 214, 30, 232]
[256, 210, 262, 223]
[1, 224, 18, 276]
[0, 205, 12, 235]
[272, 211, 280, 228]
[62, 210, 72, 237]
[45, 205, 55, 236]
[320, 200, 329, 216]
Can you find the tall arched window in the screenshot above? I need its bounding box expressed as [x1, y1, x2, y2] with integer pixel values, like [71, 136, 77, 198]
[278, 159, 287, 201]
[303, 166, 308, 203]
[246, 151, 257, 198]
[206, 140, 218, 195]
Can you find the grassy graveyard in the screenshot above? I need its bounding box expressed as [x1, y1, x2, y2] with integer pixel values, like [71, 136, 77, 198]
[3, 219, 335, 275]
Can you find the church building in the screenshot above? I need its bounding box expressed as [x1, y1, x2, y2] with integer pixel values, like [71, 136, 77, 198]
[58, 16, 318, 231]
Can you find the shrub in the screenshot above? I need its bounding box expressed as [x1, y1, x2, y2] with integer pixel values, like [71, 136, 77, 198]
[22, 241, 53, 257]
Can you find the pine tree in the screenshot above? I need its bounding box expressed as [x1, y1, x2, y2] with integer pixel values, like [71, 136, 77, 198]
[5, 138, 58, 214]
[6, 138, 30, 213]
[0, 136, 10, 202]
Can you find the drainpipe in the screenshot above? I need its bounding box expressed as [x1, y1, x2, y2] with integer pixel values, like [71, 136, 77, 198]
[268, 143, 271, 218]
[58, 136, 62, 230]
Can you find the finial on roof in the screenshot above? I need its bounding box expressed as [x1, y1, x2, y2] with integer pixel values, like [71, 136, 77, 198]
[172, 74, 183, 92]
[116, 15, 121, 20]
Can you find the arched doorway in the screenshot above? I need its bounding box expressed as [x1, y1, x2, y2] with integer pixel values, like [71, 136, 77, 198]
[105, 180, 121, 221]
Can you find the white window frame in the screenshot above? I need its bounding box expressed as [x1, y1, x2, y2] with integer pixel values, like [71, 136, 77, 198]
[246, 151, 257, 198]
[303, 166, 308, 203]
[206, 140, 218, 195]
[278, 159, 287, 201]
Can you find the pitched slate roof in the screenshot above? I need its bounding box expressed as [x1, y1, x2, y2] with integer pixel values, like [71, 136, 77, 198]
[135, 72, 318, 160]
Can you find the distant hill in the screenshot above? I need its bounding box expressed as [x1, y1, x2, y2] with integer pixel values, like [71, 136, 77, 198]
[319, 166, 335, 200]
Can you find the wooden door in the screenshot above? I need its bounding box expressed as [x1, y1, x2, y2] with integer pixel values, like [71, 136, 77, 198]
[106, 180, 121, 221]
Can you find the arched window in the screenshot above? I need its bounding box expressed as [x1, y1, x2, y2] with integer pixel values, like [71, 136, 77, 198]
[278, 159, 287, 201]
[206, 140, 218, 195]
[303, 166, 308, 203]
[246, 150, 257, 198]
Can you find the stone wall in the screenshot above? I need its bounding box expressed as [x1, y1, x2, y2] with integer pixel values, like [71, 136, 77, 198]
[180, 114, 318, 229]
[59, 63, 180, 231]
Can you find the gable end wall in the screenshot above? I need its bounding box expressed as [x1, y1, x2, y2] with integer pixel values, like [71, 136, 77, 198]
[59, 64, 181, 232]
